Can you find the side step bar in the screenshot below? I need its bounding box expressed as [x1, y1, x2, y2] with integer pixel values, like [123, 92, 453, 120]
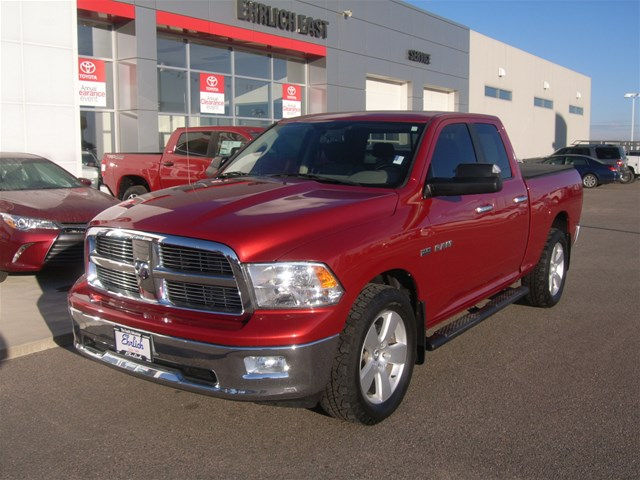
[425, 286, 529, 351]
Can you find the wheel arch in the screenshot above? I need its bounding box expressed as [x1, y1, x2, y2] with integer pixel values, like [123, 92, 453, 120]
[367, 269, 425, 365]
[551, 211, 571, 270]
[118, 175, 150, 199]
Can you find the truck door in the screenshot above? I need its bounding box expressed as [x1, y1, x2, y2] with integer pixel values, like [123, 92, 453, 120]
[418, 122, 524, 323]
[159, 130, 214, 189]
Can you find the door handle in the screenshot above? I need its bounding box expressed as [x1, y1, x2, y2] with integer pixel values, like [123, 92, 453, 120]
[163, 161, 174, 167]
[475, 204, 494, 214]
[513, 195, 528, 204]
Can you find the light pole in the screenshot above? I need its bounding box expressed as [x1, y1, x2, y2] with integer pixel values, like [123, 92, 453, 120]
[624, 93, 639, 142]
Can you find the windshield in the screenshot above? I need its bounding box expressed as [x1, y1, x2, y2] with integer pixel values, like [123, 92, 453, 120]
[219, 121, 426, 188]
[0, 157, 82, 191]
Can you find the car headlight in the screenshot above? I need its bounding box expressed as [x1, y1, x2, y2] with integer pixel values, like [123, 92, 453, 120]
[245, 262, 344, 309]
[0, 213, 59, 231]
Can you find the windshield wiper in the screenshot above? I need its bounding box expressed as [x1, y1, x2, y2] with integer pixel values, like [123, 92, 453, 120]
[217, 171, 252, 179]
[267, 173, 362, 186]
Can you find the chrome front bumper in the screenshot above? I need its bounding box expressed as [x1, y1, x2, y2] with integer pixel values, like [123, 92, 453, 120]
[70, 307, 338, 403]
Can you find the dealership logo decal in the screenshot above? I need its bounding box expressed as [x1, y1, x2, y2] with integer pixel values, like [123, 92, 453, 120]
[282, 84, 301, 118]
[206, 76, 219, 88]
[80, 61, 96, 74]
[287, 85, 297, 96]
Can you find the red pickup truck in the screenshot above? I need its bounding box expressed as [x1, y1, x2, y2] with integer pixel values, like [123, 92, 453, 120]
[69, 112, 583, 424]
[101, 126, 263, 199]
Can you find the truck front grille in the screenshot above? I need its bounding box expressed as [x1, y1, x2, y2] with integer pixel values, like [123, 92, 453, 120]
[87, 229, 248, 316]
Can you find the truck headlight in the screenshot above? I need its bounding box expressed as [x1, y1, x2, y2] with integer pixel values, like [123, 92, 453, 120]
[245, 262, 344, 309]
[1, 213, 59, 231]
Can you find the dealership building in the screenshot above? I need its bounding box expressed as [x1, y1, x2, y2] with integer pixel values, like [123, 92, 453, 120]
[0, 0, 591, 176]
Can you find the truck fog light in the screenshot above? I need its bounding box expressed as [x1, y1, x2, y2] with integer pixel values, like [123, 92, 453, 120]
[244, 356, 289, 377]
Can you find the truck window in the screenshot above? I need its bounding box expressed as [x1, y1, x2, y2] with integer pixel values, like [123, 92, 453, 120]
[216, 132, 246, 156]
[175, 131, 212, 157]
[427, 123, 477, 179]
[472, 123, 512, 178]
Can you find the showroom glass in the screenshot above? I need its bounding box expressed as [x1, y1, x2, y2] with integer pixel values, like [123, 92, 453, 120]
[428, 124, 477, 179]
[220, 122, 425, 188]
[156, 34, 307, 147]
[77, 20, 116, 161]
[0, 158, 82, 191]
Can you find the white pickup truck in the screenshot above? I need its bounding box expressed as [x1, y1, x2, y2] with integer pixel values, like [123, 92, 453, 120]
[626, 150, 640, 177]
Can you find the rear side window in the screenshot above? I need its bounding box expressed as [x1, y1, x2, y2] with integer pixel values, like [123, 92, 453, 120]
[566, 147, 590, 156]
[595, 147, 621, 160]
[472, 123, 512, 178]
[566, 157, 588, 166]
[175, 131, 212, 157]
[427, 123, 477, 179]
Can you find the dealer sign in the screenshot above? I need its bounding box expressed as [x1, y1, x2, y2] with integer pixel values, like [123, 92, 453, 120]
[78, 58, 107, 107]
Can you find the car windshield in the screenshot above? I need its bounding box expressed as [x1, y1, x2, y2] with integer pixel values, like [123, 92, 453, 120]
[219, 121, 425, 188]
[0, 157, 82, 191]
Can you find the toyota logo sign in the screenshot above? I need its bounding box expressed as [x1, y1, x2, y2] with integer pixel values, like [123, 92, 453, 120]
[206, 76, 218, 88]
[287, 85, 297, 96]
[80, 61, 96, 74]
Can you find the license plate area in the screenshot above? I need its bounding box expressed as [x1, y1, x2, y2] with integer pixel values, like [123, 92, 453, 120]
[114, 327, 153, 362]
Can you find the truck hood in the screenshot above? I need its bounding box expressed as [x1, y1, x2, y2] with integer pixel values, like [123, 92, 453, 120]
[0, 187, 118, 224]
[92, 177, 398, 261]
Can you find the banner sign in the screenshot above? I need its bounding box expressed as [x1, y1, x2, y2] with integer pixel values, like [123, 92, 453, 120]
[282, 84, 302, 118]
[200, 73, 225, 114]
[78, 57, 107, 107]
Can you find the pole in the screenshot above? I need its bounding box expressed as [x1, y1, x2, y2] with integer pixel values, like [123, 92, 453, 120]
[631, 96, 636, 143]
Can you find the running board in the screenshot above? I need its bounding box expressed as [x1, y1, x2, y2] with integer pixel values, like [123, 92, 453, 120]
[425, 286, 529, 351]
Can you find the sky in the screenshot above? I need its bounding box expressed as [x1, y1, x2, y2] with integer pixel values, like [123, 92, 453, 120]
[408, 0, 640, 141]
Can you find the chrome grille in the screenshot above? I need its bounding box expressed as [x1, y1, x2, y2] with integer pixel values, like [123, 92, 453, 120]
[87, 228, 248, 316]
[159, 244, 233, 275]
[96, 236, 134, 263]
[165, 281, 242, 313]
[96, 265, 139, 294]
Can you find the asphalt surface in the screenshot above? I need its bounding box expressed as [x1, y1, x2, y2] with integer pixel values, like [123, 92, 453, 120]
[1, 182, 638, 480]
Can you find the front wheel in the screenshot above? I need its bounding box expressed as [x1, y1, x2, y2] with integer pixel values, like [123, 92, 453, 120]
[522, 228, 568, 308]
[121, 185, 148, 200]
[582, 173, 598, 188]
[320, 284, 416, 425]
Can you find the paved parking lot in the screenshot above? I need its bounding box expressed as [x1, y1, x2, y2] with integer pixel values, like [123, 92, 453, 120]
[0, 182, 638, 479]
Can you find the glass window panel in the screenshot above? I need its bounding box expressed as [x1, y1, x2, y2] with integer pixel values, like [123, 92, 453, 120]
[485, 86, 498, 98]
[498, 89, 512, 101]
[190, 42, 231, 74]
[428, 124, 477, 179]
[80, 111, 114, 160]
[235, 78, 270, 118]
[158, 69, 187, 113]
[157, 36, 186, 68]
[190, 116, 234, 127]
[175, 131, 213, 157]
[273, 56, 306, 84]
[78, 22, 112, 58]
[235, 50, 270, 79]
[236, 119, 273, 127]
[534, 97, 543, 107]
[189, 73, 232, 116]
[473, 123, 512, 179]
[158, 115, 186, 149]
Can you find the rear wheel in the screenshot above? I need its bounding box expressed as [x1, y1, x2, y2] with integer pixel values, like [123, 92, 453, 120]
[582, 174, 598, 188]
[121, 185, 148, 200]
[620, 168, 634, 184]
[320, 284, 416, 425]
[522, 228, 568, 307]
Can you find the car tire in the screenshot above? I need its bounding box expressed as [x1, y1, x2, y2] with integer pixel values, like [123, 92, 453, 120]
[582, 174, 598, 188]
[0, 270, 7, 283]
[522, 228, 568, 308]
[121, 185, 148, 200]
[320, 284, 416, 425]
[620, 168, 635, 184]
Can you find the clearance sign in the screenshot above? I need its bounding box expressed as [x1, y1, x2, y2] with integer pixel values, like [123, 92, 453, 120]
[282, 84, 301, 118]
[200, 73, 225, 114]
[78, 58, 106, 107]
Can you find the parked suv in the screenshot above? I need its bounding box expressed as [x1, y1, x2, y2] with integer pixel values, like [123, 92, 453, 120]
[553, 144, 634, 183]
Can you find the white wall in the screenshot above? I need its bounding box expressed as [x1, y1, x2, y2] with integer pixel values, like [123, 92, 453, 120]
[1, 0, 81, 175]
[469, 31, 591, 159]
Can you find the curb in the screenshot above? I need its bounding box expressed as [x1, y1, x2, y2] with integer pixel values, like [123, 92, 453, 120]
[0, 333, 74, 362]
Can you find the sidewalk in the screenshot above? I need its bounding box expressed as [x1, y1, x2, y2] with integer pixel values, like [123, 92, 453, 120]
[0, 267, 82, 361]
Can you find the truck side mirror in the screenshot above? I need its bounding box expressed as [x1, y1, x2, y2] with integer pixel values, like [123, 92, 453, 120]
[424, 163, 503, 197]
[205, 156, 229, 177]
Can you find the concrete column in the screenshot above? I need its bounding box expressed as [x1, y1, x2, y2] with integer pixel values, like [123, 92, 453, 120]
[115, 6, 158, 152]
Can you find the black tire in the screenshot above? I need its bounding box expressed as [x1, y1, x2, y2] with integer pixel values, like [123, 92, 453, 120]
[582, 173, 598, 188]
[320, 284, 416, 425]
[620, 168, 635, 184]
[121, 185, 148, 200]
[0, 270, 7, 283]
[522, 228, 568, 308]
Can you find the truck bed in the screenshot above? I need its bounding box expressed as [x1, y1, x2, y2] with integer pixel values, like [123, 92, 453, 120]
[520, 163, 574, 179]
